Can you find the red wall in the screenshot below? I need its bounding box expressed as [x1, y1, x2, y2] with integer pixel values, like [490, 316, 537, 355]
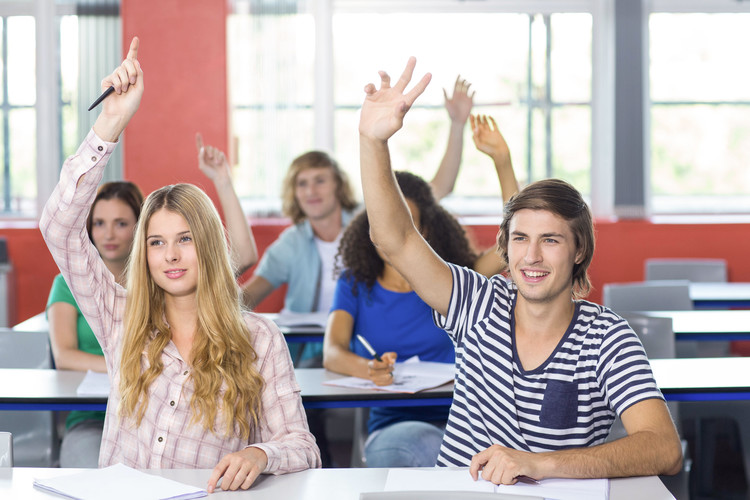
[5, 1, 750, 324]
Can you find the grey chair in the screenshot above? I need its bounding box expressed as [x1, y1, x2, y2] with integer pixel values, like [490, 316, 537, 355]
[645, 258, 728, 283]
[602, 280, 693, 314]
[0, 431, 12, 467]
[0, 329, 59, 467]
[611, 314, 690, 499]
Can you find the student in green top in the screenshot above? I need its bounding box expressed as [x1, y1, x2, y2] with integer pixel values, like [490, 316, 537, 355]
[46, 140, 258, 467]
[47, 180, 144, 467]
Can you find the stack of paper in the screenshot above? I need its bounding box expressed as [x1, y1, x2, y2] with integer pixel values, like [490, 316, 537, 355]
[384, 469, 609, 500]
[272, 311, 328, 328]
[33, 463, 207, 500]
[76, 370, 111, 396]
[323, 360, 455, 394]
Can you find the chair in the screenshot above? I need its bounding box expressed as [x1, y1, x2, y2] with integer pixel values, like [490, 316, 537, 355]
[0, 328, 59, 467]
[610, 314, 690, 499]
[645, 258, 728, 283]
[0, 431, 12, 467]
[602, 280, 693, 314]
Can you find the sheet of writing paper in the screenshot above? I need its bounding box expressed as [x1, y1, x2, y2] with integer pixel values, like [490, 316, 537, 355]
[76, 370, 111, 396]
[323, 361, 454, 394]
[33, 463, 206, 500]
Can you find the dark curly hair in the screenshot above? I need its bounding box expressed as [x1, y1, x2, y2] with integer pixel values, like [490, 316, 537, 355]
[337, 171, 477, 296]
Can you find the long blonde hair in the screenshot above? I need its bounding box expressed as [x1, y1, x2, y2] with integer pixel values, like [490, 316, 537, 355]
[119, 183, 264, 438]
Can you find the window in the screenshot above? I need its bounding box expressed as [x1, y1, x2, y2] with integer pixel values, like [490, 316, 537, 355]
[229, 1, 597, 216]
[0, 0, 120, 219]
[649, 7, 750, 214]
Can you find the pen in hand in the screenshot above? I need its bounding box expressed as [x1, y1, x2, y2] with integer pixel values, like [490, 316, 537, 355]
[356, 335, 382, 362]
[88, 86, 115, 111]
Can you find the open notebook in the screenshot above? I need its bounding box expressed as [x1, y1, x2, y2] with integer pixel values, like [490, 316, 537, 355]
[33, 463, 206, 500]
[384, 469, 608, 500]
[323, 359, 454, 393]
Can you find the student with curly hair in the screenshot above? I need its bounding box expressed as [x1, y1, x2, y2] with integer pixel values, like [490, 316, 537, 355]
[323, 115, 518, 467]
[41, 38, 319, 492]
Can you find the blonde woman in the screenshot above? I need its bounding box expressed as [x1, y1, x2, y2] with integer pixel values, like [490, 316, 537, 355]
[40, 38, 320, 492]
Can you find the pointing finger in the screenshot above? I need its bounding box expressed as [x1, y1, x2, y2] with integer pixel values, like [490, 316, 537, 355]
[195, 133, 204, 153]
[126, 36, 139, 61]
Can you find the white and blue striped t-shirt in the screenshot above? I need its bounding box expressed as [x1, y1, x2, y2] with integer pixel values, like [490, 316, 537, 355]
[433, 264, 663, 467]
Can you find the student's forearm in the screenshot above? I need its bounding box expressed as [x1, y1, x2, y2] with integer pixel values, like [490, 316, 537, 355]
[492, 152, 519, 204]
[53, 349, 107, 373]
[538, 430, 683, 479]
[359, 136, 415, 255]
[213, 176, 258, 276]
[322, 345, 371, 379]
[431, 121, 465, 200]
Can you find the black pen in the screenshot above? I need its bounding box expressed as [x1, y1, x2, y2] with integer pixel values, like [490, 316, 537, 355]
[88, 86, 115, 111]
[356, 335, 382, 362]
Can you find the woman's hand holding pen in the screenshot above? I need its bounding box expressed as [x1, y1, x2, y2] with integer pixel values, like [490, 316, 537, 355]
[367, 352, 397, 386]
[93, 36, 144, 143]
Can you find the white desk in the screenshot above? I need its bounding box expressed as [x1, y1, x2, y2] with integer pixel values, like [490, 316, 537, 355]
[13, 311, 324, 342]
[0, 467, 675, 499]
[5, 359, 750, 412]
[690, 282, 750, 308]
[636, 310, 750, 341]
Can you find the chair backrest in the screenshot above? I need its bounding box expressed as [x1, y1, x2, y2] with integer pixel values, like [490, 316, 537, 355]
[0, 328, 57, 466]
[620, 313, 675, 359]
[0, 432, 12, 467]
[0, 329, 52, 368]
[645, 258, 728, 282]
[602, 280, 693, 313]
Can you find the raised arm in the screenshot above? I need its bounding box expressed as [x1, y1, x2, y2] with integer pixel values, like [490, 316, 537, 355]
[429, 76, 474, 200]
[40, 37, 143, 357]
[469, 398, 682, 484]
[196, 133, 258, 276]
[471, 114, 520, 277]
[359, 58, 453, 316]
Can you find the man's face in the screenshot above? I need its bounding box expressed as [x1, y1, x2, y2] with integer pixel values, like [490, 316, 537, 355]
[507, 208, 582, 306]
[294, 167, 340, 221]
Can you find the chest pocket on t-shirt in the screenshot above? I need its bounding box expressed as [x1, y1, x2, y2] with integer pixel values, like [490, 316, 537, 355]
[539, 379, 578, 429]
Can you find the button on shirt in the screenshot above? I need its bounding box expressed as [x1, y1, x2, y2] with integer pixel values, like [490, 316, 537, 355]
[40, 130, 321, 471]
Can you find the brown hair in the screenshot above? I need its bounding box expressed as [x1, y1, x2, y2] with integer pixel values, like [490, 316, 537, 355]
[86, 181, 144, 242]
[281, 151, 357, 223]
[497, 178, 594, 298]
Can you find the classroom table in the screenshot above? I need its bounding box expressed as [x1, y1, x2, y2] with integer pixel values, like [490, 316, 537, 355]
[635, 310, 750, 341]
[4, 358, 750, 412]
[690, 282, 750, 309]
[0, 466, 675, 499]
[12, 311, 325, 343]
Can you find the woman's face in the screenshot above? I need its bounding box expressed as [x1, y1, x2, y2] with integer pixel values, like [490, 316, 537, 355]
[146, 208, 199, 300]
[91, 198, 138, 267]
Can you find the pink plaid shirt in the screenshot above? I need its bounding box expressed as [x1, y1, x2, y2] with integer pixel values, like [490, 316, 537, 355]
[40, 130, 321, 472]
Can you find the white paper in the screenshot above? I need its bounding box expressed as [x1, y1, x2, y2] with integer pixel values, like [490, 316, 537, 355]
[323, 361, 454, 394]
[384, 469, 609, 500]
[272, 311, 328, 328]
[76, 370, 111, 396]
[33, 463, 207, 500]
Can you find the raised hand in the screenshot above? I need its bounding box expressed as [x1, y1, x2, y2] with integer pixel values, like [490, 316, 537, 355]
[94, 37, 144, 142]
[470, 114, 510, 162]
[443, 75, 474, 125]
[195, 133, 231, 184]
[359, 57, 432, 142]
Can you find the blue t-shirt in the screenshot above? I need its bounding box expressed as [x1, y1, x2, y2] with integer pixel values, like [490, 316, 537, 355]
[331, 273, 454, 433]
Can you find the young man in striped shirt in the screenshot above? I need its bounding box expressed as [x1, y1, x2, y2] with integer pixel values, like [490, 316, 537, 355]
[357, 58, 683, 484]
